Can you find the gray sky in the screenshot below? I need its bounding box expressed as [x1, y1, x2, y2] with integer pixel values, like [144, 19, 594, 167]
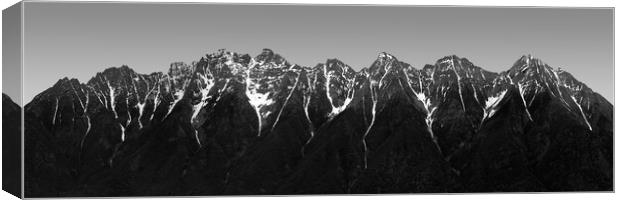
[23, 2, 613, 103]
[3, 2, 21, 105]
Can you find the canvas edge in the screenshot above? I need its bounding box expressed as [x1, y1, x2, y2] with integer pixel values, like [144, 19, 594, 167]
[2, 1, 23, 199]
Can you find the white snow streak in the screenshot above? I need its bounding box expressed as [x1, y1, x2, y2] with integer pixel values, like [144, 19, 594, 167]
[89, 86, 105, 107]
[125, 97, 132, 127]
[481, 90, 507, 124]
[84, 91, 90, 113]
[165, 79, 188, 119]
[77, 87, 91, 150]
[245, 60, 275, 137]
[136, 102, 146, 128]
[106, 79, 118, 119]
[549, 68, 572, 108]
[120, 97, 132, 141]
[331, 82, 355, 118]
[150, 79, 162, 121]
[323, 64, 336, 115]
[471, 83, 481, 107]
[402, 71, 443, 155]
[360, 59, 399, 168]
[303, 76, 317, 128]
[377, 60, 392, 88]
[91, 86, 108, 109]
[71, 84, 85, 112]
[528, 84, 539, 106]
[216, 79, 230, 102]
[190, 71, 215, 125]
[301, 75, 317, 155]
[133, 75, 157, 129]
[451, 58, 466, 112]
[571, 95, 592, 131]
[517, 83, 533, 121]
[80, 116, 91, 150]
[52, 98, 59, 125]
[323, 63, 356, 118]
[271, 72, 301, 131]
[194, 130, 202, 148]
[120, 124, 126, 142]
[361, 79, 378, 169]
[415, 91, 441, 155]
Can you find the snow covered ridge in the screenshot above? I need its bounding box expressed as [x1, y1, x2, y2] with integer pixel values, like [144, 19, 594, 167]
[28, 49, 603, 144]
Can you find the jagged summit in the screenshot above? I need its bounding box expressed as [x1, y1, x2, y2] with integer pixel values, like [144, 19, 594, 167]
[502, 55, 565, 89]
[30, 50, 604, 110]
[29, 49, 605, 117]
[255, 48, 288, 66]
[99, 65, 136, 76]
[377, 51, 395, 60]
[53, 77, 80, 87]
[425, 55, 496, 81]
[509, 54, 549, 73]
[167, 62, 193, 75]
[367, 52, 411, 77]
[508, 54, 587, 93]
[203, 49, 251, 64]
[323, 58, 355, 75]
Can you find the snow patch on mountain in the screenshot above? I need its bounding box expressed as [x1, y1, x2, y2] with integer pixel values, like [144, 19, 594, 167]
[150, 78, 162, 121]
[165, 75, 190, 119]
[245, 59, 276, 137]
[324, 63, 356, 118]
[481, 89, 507, 124]
[190, 69, 216, 125]
[105, 78, 118, 119]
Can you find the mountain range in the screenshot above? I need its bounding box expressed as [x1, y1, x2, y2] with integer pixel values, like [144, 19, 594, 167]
[5, 49, 612, 197]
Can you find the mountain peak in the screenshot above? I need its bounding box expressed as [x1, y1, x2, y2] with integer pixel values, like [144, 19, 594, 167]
[369, 52, 402, 73]
[378, 52, 395, 60]
[518, 54, 534, 62]
[511, 54, 548, 72]
[204, 49, 245, 62]
[50, 77, 83, 90]
[325, 58, 350, 69]
[321, 59, 356, 78]
[441, 55, 480, 71]
[85, 65, 140, 85]
[255, 48, 287, 65]
[435, 55, 462, 66]
[167, 62, 194, 76]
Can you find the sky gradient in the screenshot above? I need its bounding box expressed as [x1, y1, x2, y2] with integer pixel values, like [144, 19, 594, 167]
[23, 2, 613, 103]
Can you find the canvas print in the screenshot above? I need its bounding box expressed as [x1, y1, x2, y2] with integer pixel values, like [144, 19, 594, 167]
[1, 2, 614, 198]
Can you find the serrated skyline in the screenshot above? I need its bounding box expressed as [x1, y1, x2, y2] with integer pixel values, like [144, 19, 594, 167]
[18, 2, 613, 104]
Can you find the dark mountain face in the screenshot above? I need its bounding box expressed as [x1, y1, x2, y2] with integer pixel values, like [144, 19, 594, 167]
[2, 94, 21, 198]
[21, 49, 613, 197]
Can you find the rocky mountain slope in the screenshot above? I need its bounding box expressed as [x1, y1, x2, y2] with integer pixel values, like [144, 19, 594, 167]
[16, 49, 613, 197]
[2, 94, 21, 198]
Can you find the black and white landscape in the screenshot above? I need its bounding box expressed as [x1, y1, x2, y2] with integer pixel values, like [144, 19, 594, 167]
[11, 49, 612, 197]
